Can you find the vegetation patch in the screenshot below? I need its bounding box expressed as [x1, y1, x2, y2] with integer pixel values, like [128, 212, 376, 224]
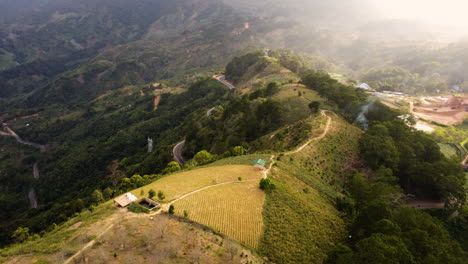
[259, 114, 360, 263]
[173, 181, 265, 249]
[252, 112, 327, 152]
[259, 161, 346, 263]
[0, 203, 117, 263]
[290, 114, 362, 193]
[438, 143, 464, 161]
[132, 165, 263, 202]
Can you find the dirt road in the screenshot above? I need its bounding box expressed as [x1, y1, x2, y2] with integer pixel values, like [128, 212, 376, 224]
[64, 110, 336, 262]
[285, 110, 332, 155]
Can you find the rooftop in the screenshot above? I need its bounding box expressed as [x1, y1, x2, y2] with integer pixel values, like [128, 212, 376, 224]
[252, 159, 266, 166]
[114, 192, 137, 207]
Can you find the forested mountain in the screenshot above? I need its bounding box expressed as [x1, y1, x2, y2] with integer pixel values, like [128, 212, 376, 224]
[0, 0, 261, 101]
[0, 0, 466, 263]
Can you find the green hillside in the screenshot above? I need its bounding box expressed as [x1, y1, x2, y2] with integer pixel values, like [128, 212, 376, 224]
[260, 115, 362, 263]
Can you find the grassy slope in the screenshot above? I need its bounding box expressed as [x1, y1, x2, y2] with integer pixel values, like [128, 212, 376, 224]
[70, 213, 263, 264]
[0, 203, 118, 263]
[252, 111, 327, 152]
[0, 158, 268, 263]
[259, 114, 362, 264]
[132, 165, 263, 202]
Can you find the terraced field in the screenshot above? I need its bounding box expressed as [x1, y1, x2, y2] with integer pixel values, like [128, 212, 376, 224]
[172, 180, 265, 249]
[133, 165, 263, 202]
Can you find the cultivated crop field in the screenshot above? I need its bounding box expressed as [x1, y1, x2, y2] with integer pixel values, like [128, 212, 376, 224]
[173, 181, 265, 249]
[134, 165, 262, 202]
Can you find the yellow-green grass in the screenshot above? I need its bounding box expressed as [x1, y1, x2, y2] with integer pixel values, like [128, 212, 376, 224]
[290, 113, 362, 194]
[252, 112, 327, 152]
[329, 72, 346, 83]
[272, 85, 325, 123]
[259, 160, 346, 264]
[258, 72, 300, 85]
[438, 143, 459, 159]
[209, 154, 272, 167]
[0, 202, 117, 263]
[133, 165, 263, 202]
[274, 84, 324, 103]
[259, 114, 359, 263]
[173, 180, 265, 249]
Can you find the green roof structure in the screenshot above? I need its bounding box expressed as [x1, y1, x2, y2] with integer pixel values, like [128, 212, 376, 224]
[252, 159, 266, 167]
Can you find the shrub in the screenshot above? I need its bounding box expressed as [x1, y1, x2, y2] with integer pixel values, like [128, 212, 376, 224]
[169, 205, 175, 215]
[103, 187, 113, 199]
[148, 189, 156, 199]
[232, 146, 246, 156]
[157, 191, 166, 201]
[163, 161, 181, 174]
[12, 227, 30, 242]
[260, 178, 276, 191]
[194, 150, 213, 165]
[90, 189, 104, 205]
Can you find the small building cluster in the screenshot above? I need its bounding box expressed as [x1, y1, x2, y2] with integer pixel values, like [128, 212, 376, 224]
[114, 192, 161, 211]
[252, 159, 266, 170]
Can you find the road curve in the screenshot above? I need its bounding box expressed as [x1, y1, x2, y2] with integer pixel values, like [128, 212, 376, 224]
[285, 110, 332, 155]
[1, 125, 47, 152]
[207, 107, 216, 117]
[173, 140, 186, 166]
[33, 162, 40, 180]
[213, 75, 235, 90]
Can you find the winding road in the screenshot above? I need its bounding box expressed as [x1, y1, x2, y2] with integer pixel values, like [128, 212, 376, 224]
[172, 76, 234, 165]
[28, 189, 38, 209]
[285, 110, 332, 155]
[1, 125, 46, 152]
[1, 124, 46, 208]
[207, 107, 216, 117]
[33, 162, 40, 180]
[213, 75, 235, 90]
[65, 110, 335, 263]
[172, 140, 186, 166]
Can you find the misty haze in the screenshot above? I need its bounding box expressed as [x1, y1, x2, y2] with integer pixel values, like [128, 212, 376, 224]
[0, 0, 467, 263]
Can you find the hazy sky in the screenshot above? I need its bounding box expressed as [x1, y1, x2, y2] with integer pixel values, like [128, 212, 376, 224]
[376, 0, 468, 27]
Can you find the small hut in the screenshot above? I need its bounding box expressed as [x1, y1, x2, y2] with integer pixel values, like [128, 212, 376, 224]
[114, 192, 138, 207]
[252, 159, 266, 170]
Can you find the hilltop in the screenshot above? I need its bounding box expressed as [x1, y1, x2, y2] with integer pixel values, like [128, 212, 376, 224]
[2, 47, 467, 263]
[0, 109, 359, 264]
[1, 49, 364, 263]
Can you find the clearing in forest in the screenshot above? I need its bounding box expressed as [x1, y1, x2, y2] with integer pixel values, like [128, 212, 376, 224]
[172, 180, 265, 249]
[133, 165, 263, 202]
